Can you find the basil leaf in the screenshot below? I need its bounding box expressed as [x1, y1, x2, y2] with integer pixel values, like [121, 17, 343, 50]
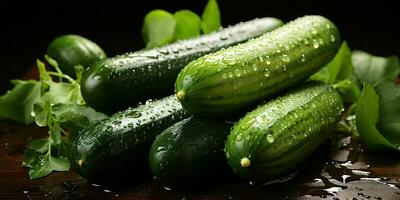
[28, 154, 70, 179]
[311, 42, 352, 84]
[28, 138, 49, 153]
[352, 50, 400, 84]
[52, 104, 107, 135]
[173, 10, 202, 40]
[375, 79, 400, 147]
[142, 9, 176, 48]
[201, 0, 221, 34]
[0, 80, 41, 124]
[356, 83, 397, 150]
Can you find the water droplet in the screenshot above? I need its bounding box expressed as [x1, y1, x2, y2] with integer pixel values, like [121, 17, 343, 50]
[112, 121, 121, 125]
[128, 111, 142, 118]
[319, 38, 324, 45]
[245, 135, 250, 141]
[172, 48, 179, 53]
[251, 64, 258, 71]
[284, 45, 290, 51]
[220, 34, 228, 40]
[330, 34, 336, 42]
[326, 23, 331, 29]
[300, 54, 306, 62]
[311, 28, 317, 35]
[228, 72, 233, 78]
[234, 69, 241, 77]
[283, 65, 287, 71]
[236, 133, 243, 141]
[312, 39, 319, 49]
[222, 73, 227, 79]
[159, 49, 169, 55]
[266, 134, 274, 143]
[264, 69, 270, 77]
[281, 54, 290, 63]
[223, 52, 236, 65]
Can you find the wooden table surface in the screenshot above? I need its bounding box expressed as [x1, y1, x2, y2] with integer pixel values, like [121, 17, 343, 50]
[1, 120, 400, 200]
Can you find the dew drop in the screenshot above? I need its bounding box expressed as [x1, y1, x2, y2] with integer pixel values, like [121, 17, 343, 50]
[128, 111, 142, 118]
[252, 64, 258, 71]
[281, 54, 290, 63]
[311, 29, 317, 35]
[236, 133, 243, 141]
[245, 135, 250, 141]
[264, 69, 270, 77]
[266, 134, 274, 143]
[330, 35, 336, 42]
[300, 54, 306, 62]
[234, 69, 241, 77]
[228, 72, 233, 78]
[312, 39, 319, 49]
[112, 121, 121, 125]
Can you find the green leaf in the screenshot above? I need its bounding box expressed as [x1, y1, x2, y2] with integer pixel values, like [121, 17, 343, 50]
[0, 80, 41, 124]
[142, 9, 176, 48]
[173, 10, 202, 40]
[356, 83, 397, 150]
[28, 138, 49, 153]
[45, 82, 81, 105]
[22, 149, 42, 168]
[352, 50, 400, 84]
[311, 42, 352, 84]
[52, 104, 107, 135]
[28, 154, 70, 179]
[375, 79, 400, 147]
[201, 0, 221, 34]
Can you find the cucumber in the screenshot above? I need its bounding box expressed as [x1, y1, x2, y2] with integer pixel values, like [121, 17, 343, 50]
[81, 17, 283, 112]
[224, 83, 344, 183]
[175, 15, 341, 116]
[47, 34, 106, 77]
[149, 117, 231, 188]
[68, 95, 190, 179]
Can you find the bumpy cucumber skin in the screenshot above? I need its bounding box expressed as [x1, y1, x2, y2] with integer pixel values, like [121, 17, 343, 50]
[224, 83, 344, 183]
[47, 34, 106, 77]
[69, 95, 190, 179]
[175, 15, 341, 116]
[149, 117, 231, 188]
[81, 18, 283, 112]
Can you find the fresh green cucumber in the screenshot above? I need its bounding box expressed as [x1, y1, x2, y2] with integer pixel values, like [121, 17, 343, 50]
[149, 117, 231, 188]
[81, 17, 283, 112]
[224, 83, 344, 183]
[69, 95, 190, 179]
[47, 34, 106, 77]
[175, 15, 341, 116]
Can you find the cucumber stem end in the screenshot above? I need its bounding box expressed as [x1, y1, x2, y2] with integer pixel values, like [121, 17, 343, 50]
[177, 91, 185, 100]
[241, 157, 251, 168]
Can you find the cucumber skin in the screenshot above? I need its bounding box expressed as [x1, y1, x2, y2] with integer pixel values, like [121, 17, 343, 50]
[69, 95, 190, 179]
[149, 117, 231, 188]
[81, 18, 283, 112]
[175, 15, 341, 116]
[47, 34, 106, 77]
[224, 83, 344, 183]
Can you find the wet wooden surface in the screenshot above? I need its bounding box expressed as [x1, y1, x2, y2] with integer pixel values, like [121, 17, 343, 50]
[1, 120, 400, 200]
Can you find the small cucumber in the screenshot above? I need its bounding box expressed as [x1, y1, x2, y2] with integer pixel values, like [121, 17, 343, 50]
[149, 117, 231, 188]
[47, 34, 106, 77]
[81, 18, 283, 112]
[224, 83, 344, 183]
[69, 95, 190, 179]
[175, 15, 341, 116]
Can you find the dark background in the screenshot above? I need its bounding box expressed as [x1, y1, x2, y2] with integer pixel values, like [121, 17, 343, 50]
[1, 0, 399, 91]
